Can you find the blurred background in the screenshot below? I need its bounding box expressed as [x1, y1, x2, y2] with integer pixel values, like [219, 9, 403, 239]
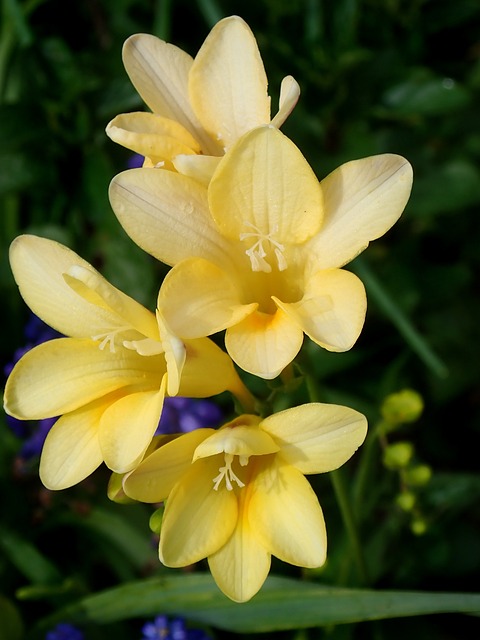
[1, 0, 480, 638]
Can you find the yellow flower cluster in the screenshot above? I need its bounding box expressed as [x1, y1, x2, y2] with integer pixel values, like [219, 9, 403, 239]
[3, 16, 413, 602]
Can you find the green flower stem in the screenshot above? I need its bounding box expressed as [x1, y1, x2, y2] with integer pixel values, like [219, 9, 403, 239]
[352, 257, 449, 379]
[352, 424, 381, 520]
[304, 372, 369, 585]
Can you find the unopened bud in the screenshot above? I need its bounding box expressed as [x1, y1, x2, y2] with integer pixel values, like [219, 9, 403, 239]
[107, 472, 135, 504]
[383, 441, 414, 469]
[411, 517, 428, 536]
[396, 491, 416, 511]
[381, 389, 424, 429]
[149, 507, 164, 534]
[404, 464, 432, 487]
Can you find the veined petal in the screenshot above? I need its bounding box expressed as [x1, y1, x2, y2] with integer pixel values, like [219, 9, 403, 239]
[274, 268, 366, 352]
[209, 127, 323, 250]
[172, 154, 221, 186]
[189, 16, 270, 149]
[4, 338, 164, 420]
[225, 308, 304, 379]
[160, 456, 238, 567]
[208, 474, 271, 602]
[160, 258, 256, 338]
[123, 428, 214, 502]
[109, 169, 233, 267]
[249, 456, 327, 567]
[193, 421, 278, 461]
[122, 34, 218, 154]
[106, 112, 201, 165]
[39, 400, 106, 490]
[9, 235, 157, 340]
[260, 403, 368, 474]
[99, 381, 166, 474]
[270, 75, 301, 128]
[308, 154, 413, 269]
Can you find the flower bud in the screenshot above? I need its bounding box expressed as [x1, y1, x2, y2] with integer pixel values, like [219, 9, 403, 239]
[404, 464, 432, 487]
[381, 389, 424, 429]
[149, 507, 164, 534]
[396, 491, 416, 511]
[383, 441, 414, 469]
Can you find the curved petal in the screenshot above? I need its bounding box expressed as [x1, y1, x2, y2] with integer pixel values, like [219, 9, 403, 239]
[193, 424, 278, 461]
[160, 258, 256, 338]
[274, 268, 366, 352]
[260, 403, 368, 474]
[189, 16, 270, 149]
[270, 75, 301, 128]
[156, 310, 186, 397]
[106, 112, 201, 165]
[172, 154, 221, 186]
[99, 380, 166, 474]
[159, 456, 238, 567]
[39, 400, 106, 490]
[308, 154, 413, 269]
[225, 307, 303, 379]
[123, 428, 214, 502]
[122, 34, 218, 154]
[249, 456, 327, 567]
[109, 169, 233, 267]
[209, 127, 323, 257]
[208, 476, 271, 602]
[4, 338, 164, 420]
[9, 235, 157, 340]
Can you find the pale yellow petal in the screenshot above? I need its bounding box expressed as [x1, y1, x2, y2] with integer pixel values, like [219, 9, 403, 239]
[249, 457, 327, 567]
[106, 112, 201, 164]
[4, 338, 163, 420]
[109, 169, 233, 267]
[308, 154, 413, 269]
[172, 154, 221, 186]
[156, 310, 186, 397]
[9, 235, 156, 340]
[208, 475, 271, 602]
[260, 403, 368, 474]
[122, 34, 218, 154]
[270, 75, 301, 128]
[159, 456, 238, 566]
[225, 307, 303, 379]
[160, 258, 256, 338]
[123, 428, 214, 502]
[274, 268, 366, 352]
[189, 16, 270, 149]
[193, 422, 278, 461]
[208, 127, 323, 251]
[39, 400, 106, 490]
[99, 380, 166, 473]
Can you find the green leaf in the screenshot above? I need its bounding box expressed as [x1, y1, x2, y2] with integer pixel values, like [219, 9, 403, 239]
[0, 595, 24, 640]
[0, 526, 62, 585]
[35, 574, 480, 633]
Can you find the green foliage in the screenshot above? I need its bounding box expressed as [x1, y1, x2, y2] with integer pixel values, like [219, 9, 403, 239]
[1, 0, 480, 638]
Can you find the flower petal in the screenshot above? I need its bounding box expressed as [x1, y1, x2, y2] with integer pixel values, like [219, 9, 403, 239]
[160, 258, 256, 338]
[123, 428, 214, 502]
[159, 456, 238, 566]
[122, 34, 218, 154]
[274, 268, 366, 352]
[225, 308, 304, 379]
[193, 422, 278, 461]
[39, 400, 106, 490]
[209, 126, 323, 248]
[99, 381, 166, 473]
[109, 169, 233, 267]
[308, 154, 413, 269]
[4, 338, 164, 420]
[249, 456, 327, 567]
[189, 16, 270, 149]
[270, 75, 301, 128]
[208, 477, 271, 602]
[260, 403, 368, 474]
[106, 112, 201, 165]
[9, 235, 157, 340]
[172, 154, 221, 186]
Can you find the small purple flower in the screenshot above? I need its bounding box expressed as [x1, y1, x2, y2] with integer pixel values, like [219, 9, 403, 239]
[45, 623, 84, 640]
[5, 313, 62, 459]
[141, 616, 210, 640]
[156, 397, 223, 435]
[127, 152, 145, 168]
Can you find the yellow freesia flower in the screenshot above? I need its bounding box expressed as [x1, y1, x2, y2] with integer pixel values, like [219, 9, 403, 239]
[122, 403, 367, 602]
[106, 15, 299, 183]
[3, 235, 252, 490]
[109, 125, 413, 379]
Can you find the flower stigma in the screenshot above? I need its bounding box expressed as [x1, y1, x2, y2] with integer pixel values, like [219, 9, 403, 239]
[212, 453, 247, 491]
[240, 222, 287, 273]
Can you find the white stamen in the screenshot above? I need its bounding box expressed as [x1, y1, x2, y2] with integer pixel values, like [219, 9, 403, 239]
[212, 453, 245, 491]
[240, 222, 287, 273]
[91, 326, 130, 353]
[154, 161, 165, 168]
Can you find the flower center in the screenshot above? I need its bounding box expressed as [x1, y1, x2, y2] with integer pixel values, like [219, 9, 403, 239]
[212, 453, 249, 491]
[239, 222, 287, 273]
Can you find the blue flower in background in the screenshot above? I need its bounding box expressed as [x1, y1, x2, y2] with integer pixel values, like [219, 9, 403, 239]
[45, 623, 84, 640]
[141, 616, 210, 640]
[156, 396, 223, 435]
[4, 313, 61, 459]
